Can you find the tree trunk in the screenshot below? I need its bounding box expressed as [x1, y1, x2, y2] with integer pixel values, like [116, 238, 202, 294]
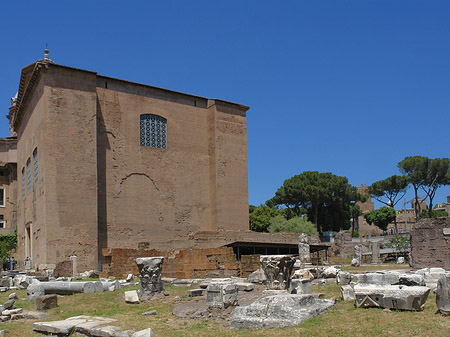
[413, 185, 420, 221]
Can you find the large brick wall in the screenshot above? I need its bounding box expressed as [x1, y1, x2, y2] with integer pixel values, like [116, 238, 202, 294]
[410, 217, 450, 270]
[100, 247, 260, 279]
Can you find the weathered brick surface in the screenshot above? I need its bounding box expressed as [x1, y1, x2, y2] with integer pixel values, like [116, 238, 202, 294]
[410, 218, 450, 270]
[54, 260, 72, 278]
[100, 247, 260, 279]
[36, 294, 58, 310]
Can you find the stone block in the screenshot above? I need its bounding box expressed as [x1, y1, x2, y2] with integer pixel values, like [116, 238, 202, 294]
[247, 268, 267, 284]
[436, 274, 450, 314]
[36, 295, 58, 310]
[235, 282, 254, 292]
[125, 290, 140, 304]
[188, 289, 203, 297]
[206, 282, 238, 309]
[231, 294, 334, 329]
[354, 284, 430, 311]
[132, 328, 155, 337]
[322, 266, 340, 278]
[341, 285, 355, 301]
[289, 278, 310, 294]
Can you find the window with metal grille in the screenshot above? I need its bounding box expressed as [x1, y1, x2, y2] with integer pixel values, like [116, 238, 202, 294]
[22, 168, 25, 200]
[33, 148, 38, 186]
[26, 158, 31, 193]
[140, 114, 167, 148]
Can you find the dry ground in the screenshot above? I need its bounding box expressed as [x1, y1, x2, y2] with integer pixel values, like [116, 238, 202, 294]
[0, 265, 449, 337]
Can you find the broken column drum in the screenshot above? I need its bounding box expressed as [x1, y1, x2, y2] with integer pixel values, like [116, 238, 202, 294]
[260, 255, 296, 290]
[298, 234, 310, 264]
[136, 257, 164, 299]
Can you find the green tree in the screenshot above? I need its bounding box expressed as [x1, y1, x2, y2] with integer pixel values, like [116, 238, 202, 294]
[364, 207, 396, 231]
[267, 171, 363, 233]
[267, 215, 318, 235]
[368, 175, 409, 235]
[249, 204, 283, 232]
[421, 158, 450, 217]
[398, 156, 429, 221]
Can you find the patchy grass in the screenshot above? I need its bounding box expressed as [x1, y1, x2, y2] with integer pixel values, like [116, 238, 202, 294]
[1, 271, 449, 337]
[341, 264, 411, 272]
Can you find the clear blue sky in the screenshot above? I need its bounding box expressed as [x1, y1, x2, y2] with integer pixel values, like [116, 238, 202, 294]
[1, 1, 449, 209]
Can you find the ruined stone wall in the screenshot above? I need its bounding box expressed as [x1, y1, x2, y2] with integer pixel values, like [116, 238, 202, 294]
[100, 247, 260, 279]
[410, 217, 450, 270]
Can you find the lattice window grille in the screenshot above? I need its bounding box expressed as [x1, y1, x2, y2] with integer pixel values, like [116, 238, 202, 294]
[140, 115, 167, 148]
[22, 168, 25, 200]
[26, 159, 31, 193]
[33, 149, 38, 186]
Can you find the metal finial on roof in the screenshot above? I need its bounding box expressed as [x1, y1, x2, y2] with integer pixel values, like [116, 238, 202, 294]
[40, 43, 54, 64]
[44, 44, 50, 60]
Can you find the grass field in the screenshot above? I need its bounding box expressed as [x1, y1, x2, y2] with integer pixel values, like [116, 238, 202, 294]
[0, 267, 448, 337]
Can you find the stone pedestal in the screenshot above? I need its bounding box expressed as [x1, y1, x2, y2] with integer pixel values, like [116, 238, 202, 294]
[289, 278, 310, 294]
[206, 281, 238, 309]
[260, 255, 296, 290]
[298, 234, 310, 265]
[371, 242, 380, 264]
[69, 255, 77, 277]
[136, 257, 164, 300]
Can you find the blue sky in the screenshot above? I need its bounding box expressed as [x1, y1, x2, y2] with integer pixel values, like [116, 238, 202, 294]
[1, 1, 449, 209]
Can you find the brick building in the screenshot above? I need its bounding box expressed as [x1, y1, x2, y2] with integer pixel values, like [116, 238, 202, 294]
[6, 51, 250, 271]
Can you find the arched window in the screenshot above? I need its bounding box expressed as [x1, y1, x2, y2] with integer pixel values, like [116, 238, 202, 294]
[140, 114, 167, 149]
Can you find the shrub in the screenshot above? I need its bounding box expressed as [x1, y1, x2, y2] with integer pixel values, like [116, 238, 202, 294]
[268, 215, 318, 235]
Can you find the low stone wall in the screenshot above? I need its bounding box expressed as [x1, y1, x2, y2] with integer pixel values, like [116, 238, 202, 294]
[410, 217, 450, 270]
[100, 247, 261, 279]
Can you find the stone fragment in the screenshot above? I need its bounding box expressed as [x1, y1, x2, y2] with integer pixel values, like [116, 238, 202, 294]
[341, 285, 355, 301]
[336, 271, 352, 285]
[0, 316, 8, 322]
[235, 282, 254, 292]
[247, 268, 267, 284]
[141, 310, 157, 316]
[0, 287, 7, 292]
[436, 274, 450, 314]
[90, 325, 127, 337]
[172, 279, 194, 287]
[125, 290, 140, 304]
[132, 328, 155, 337]
[36, 295, 58, 310]
[260, 255, 296, 290]
[289, 278, 310, 294]
[3, 299, 14, 310]
[10, 313, 25, 320]
[206, 282, 238, 309]
[188, 289, 203, 297]
[231, 294, 335, 329]
[293, 269, 314, 281]
[8, 292, 18, 300]
[298, 234, 310, 264]
[23, 310, 49, 319]
[397, 257, 405, 264]
[33, 316, 118, 336]
[397, 274, 425, 287]
[354, 284, 430, 311]
[126, 274, 134, 282]
[322, 266, 340, 278]
[136, 257, 164, 300]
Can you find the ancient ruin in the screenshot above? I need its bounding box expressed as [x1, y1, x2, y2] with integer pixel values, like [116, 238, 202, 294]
[136, 257, 164, 300]
[260, 255, 296, 290]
